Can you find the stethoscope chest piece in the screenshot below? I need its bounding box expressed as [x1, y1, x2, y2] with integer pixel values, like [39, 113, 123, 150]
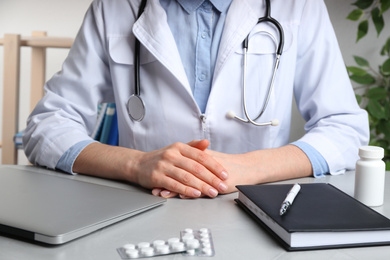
[127, 95, 145, 121]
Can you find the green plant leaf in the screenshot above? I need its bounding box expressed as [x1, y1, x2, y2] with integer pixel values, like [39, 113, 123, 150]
[372, 7, 385, 36]
[353, 0, 374, 9]
[356, 94, 362, 104]
[377, 120, 390, 140]
[367, 87, 387, 100]
[381, 58, 390, 76]
[357, 20, 369, 42]
[354, 56, 370, 67]
[347, 9, 364, 21]
[385, 102, 390, 119]
[381, 0, 390, 14]
[386, 161, 390, 171]
[367, 99, 387, 119]
[350, 73, 376, 84]
[380, 37, 390, 56]
[347, 66, 368, 76]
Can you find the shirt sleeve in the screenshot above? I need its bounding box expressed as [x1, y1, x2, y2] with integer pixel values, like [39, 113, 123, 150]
[56, 140, 97, 174]
[23, 1, 113, 169]
[291, 141, 329, 178]
[291, 0, 369, 173]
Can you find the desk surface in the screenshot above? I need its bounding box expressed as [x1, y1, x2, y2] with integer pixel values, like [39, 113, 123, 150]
[1, 165, 390, 260]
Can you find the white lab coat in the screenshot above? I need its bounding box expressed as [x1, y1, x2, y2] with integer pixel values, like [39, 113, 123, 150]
[23, 0, 369, 173]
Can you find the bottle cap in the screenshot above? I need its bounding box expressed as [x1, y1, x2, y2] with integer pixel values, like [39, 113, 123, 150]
[359, 146, 384, 159]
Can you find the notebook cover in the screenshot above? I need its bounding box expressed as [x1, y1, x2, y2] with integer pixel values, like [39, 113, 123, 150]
[236, 183, 390, 251]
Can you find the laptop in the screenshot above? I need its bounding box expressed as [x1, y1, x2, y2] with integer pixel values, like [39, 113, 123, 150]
[0, 167, 166, 245]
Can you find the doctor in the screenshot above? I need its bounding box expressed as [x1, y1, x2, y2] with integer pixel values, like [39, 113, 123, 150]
[23, 0, 369, 199]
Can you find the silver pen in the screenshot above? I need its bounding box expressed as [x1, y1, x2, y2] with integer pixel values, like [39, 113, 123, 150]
[279, 183, 301, 216]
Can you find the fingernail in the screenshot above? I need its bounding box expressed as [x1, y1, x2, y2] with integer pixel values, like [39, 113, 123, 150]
[152, 188, 162, 196]
[193, 190, 202, 197]
[221, 171, 228, 180]
[219, 182, 228, 192]
[161, 190, 171, 197]
[209, 188, 218, 197]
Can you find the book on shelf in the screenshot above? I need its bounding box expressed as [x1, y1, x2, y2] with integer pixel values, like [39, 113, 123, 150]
[98, 103, 117, 144]
[235, 183, 390, 251]
[13, 130, 24, 149]
[106, 108, 118, 146]
[91, 103, 108, 140]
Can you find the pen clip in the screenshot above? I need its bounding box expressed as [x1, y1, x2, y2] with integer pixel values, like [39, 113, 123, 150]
[280, 183, 301, 216]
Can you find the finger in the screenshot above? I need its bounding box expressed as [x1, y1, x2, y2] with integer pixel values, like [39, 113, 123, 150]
[156, 171, 207, 198]
[189, 141, 229, 181]
[152, 188, 180, 198]
[187, 139, 210, 151]
[160, 189, 179, 198]
[152, 188, 162, 196]
[163, 164, 221, 198]
[178, 145, 229, 192]
[179, 194, 192, 199]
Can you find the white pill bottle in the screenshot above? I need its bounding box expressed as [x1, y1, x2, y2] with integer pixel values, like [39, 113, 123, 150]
[354, 146, 386, 207]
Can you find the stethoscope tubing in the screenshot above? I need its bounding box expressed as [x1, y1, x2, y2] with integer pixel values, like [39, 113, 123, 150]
[128, 0, 147, 121]
[233, 0, 284, 126]
[128, 0, 284, 127]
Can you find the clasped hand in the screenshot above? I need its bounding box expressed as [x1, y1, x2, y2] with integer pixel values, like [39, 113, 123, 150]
[133, 139, 229, 199]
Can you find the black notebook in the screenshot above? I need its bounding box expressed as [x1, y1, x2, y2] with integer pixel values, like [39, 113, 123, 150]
[236, 183, 390, 251]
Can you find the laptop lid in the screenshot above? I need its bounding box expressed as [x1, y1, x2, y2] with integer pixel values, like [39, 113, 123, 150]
[0, 167, 166, 245]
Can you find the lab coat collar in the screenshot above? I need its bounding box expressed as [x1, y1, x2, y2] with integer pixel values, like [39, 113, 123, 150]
[132, 0, 191, 94]
[214, 0, 260, 80]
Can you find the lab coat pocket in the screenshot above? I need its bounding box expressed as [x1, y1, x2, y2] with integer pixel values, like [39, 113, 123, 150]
[108, 35, 157, 65]
[235, 22, 293, 55]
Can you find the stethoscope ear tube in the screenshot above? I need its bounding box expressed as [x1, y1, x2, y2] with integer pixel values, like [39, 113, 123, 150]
[228, 0, 284, 127]
[257, 16, 284, 55]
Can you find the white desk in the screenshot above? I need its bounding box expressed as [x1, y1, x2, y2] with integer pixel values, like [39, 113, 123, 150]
[1, 165, 390, 260]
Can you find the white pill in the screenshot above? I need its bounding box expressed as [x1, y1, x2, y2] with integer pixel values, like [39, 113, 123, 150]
[202, 241, 211, 248]
[152, 240, 166, 247]
[141, 247, 154, 256]
[168, 237, 180, 246]
[182, 233, 194, 239]
[171, 241, 185, 251]
[125, 248, 139, 258]
[182, 233, 195, 243]
[201, 237, 210, 244]
[137, 242, 150, 249]
[186, 249, 196, 255]
[185, 238, 200, 249]
[200, 232, 209, 238]
[123, 243, 136, 250]
[202, 247, 213, 256]
[200, 228, 209, 234]
[156, 244, 170, 254]
[184, 228, 193, 234]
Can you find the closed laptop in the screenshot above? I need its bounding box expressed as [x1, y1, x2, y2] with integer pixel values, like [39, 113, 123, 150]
[0, 167, 166, 244]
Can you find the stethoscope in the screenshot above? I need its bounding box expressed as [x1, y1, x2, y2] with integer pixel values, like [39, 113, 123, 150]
[127, 0, 284, 127]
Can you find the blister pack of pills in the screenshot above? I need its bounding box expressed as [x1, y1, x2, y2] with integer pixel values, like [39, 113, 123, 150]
[180, 228, 215, 257]
[116, 228, 215, 259]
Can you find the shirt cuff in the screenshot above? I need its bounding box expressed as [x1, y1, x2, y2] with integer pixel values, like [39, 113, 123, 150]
[291, 141, 330, 178]
[56, 140, 97, 175]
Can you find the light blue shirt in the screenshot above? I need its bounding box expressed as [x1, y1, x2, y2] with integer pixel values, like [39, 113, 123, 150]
[160, 0, 230, 113]
[56, 0, 329, 177]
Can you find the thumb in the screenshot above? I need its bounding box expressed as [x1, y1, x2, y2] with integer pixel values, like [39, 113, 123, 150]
[187, 139, 210, 151]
